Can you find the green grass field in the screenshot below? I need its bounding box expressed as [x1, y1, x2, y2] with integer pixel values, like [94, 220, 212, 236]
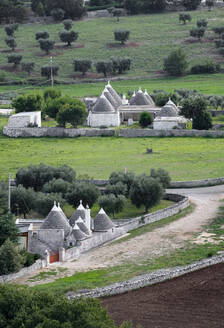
[0, 8, 224, 82]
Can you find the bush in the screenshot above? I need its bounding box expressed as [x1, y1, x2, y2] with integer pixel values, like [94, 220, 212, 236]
[163, 48, 188, 76]
[0, 239, 24, 275]
[5, 23, 19, 36]
[51, 7, 65, 21]
[212, 27, 224, 36]
[7, 54, 22, 66]
[109, 171, 135, 195]
[98, 193, 126, 217]
[191, 60, 220, 74]
[150, 168, 171, 188]
[35, 31, 49, 40]
[105, 182, 127, 197]
[206, 0, 214, 10]
[21, 250, 40, 267]
[56, 99, 87, 127]
[197, 19, 208, 28]
[0, 212, 19, 247]
[41, 65, 59, 78]
[21, 61, 35, 75]
[179, 13, 191, 24]
[59, 30, 78, 46]
[192, 109, 212, 130]
[66, 182, 100, 208]
[139, 111, 153, 127]
[39, 38, 55, 54]
[63, 19, 73, 30]
[152, 92, 178, 106]
[114, 30, 130, 44]
[45, 95, 69, 118]
[182, 0, 201, 10]
[35, 192, 65, 216]
[42, 178, 71, 197]
[124, 0, 166, 14]
[190, 27, 205, 40]
[73, 59, 92, 76]
[12, 93, 44, 113]
[11, 185, 36, 218]
[111, 57, 131, 74]
[214, 39, 224, 48]
[43, 87, 62, 101]
[5, 37, 16, 51]
[95, 60, 113, 77]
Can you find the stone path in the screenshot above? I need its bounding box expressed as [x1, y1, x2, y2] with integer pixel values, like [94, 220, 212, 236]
[15, 185, 224, 286]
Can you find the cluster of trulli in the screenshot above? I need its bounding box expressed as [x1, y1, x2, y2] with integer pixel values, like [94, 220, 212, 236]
[129, 88, 155, 107]
[31, 201, 115, 253]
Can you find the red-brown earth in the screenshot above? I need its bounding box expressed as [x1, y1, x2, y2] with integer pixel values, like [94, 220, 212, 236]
[101, 263, 224, 328]
[107, 42, 140, 49]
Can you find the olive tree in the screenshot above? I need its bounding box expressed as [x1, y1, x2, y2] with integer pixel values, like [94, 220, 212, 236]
[35, 31, 49, 40]
[21, 62, 35, 75]
[190, 27, 205, 41]
[59, 30, 78, 46]
[179, 13, 191, 24]
[7, 54, 22, 67]
[114, 30, 130, 45]
[41, 65, 59, 79]
[39, 38, 55, 54]
[163, 48, 188, 76]
[56, 99, 87, 128]
[5, 37, 17, 51]
[73, 59, 92, 76]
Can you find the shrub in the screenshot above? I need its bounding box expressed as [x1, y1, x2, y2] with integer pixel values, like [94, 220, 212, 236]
[206, 0, 214, 10]
[124, 0, 166, 14]
[179, 13, 191, 24]
[192, 109, 212, 130]
[182, 0, 201, 10]
[45, 95, 69, 118]
[219, 47, 224, 56]
[51, 7, 65, 21]
[59, 30, 78, 46]
[197, 19, 208, 28]
[0, 239, 24, 275]
[5, 37, 17, 51]
[191, 60, 220, 74]
[21, 61, 35, 75]
[139, 111, 153, 127]
[66, 182, 100, 208]
[41, 65, 59, 78]
[214, 39, 224, 48]
[7, 54, 22, 66]
[35, 192, 65, 216]
[73, 59, 92, 76]
[163, 48, 188, 76]
[109, 171, 135, 195]
[56, 99, 87, 127]
[95, 60, 113, 77]
[12, 93, 44, 113]
[150, 168, 171, 188]
[63, 19, 73, 30]
[11, 185, 36, 218]
[42, 178, 71, 197]
[43, 87, 62, 101]
[111, 57, 131, 74]
[114, 30, 130, 44]
[212, 27, 224, 36]
[190, 27, 205, 40]
[38, 38, 55, 54]
[105, 182, 127, 197]
[4, 23, 19, 36]
[0, 212, 19, 247]
[35, 31, 49, 40]
[21, 250, 40, 267]
[152, 91, 178, 106]
[98, 193, 126, 217]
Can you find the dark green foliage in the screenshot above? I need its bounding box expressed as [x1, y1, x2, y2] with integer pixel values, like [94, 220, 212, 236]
[56, 99, 87, 127]
[111, 8, 123, 21]
[39, 38, 55, 54]
[190, 27, 205, 40]
[16, 164, 76, 192]
[212, 27, 224, 36]
[35, 192, 65, 216]
[73, 59, 92, 76]
[114, 30, 130, 44]
[35, 31, 49, 40]
[41, 65, 59, 78]
[0, 213, 19, 247]
[51, 8, 65, 21]
[0, 239, 24, 275]
[163, 48, 188, 76]
[59, 30, 78, 46]
[197, 19, 208, 28]
[7, 54, 22, 66]
[214, 39, 224, 48]
[111, 57, 131, 74]
[42, 178, 71, 197]
[152, 91, 178, 106]
[20, 250, 40, 267]
[206, 0, 214, 10]
[0, 0, 27, 24]
[179, 13, 191, 24]
[98, 193, 126, 217]
[95, 60, 113, 77]
[219, 47, 224, 56]
[191, 60, 220, 74]
[139, 111, 153, 128]
[109, 171, 135, 195]
[124, 0, 166, 14]
[192, 109, 212, 130]
[21, 62, 35, 75]
[0, 183, 8, 215]
[0, 284, 117, 327]
[66, 182, 100, 208]
[183, 0, 201, 10]
[12, 93, 44, 113]
[150, 168, 171, 188]
[5, 37, 16, 51]
[130, 174, 164, 212]
[45, 95, 69, 118]
[5, 23, 19, 36]
[11, 185, 36, 218]
[44, 87, 62, 101]
[105, 182, 127, 197]
[63, 19, 73, 30]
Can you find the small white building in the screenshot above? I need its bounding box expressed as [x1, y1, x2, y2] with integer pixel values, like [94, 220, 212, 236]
[7, 111, 41, 128]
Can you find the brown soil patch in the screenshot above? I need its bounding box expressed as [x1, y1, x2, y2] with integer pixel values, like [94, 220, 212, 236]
[184, 37, 211, 44]
[35, 51, 63, 57]
[107, 42, 140, 49]
[102, 263, 224, 328]
[0, 65, 20, 72]
[70, 72, 101, 79]
[55, 43, 85, 50]
[0, 49, 23, 53]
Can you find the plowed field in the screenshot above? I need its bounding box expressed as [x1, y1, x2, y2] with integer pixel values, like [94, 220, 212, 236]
[101, 263, 224, 328]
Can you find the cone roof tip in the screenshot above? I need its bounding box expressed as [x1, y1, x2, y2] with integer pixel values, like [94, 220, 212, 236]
[77, 200, 85, 210]
[73, 223, 80, 230]
[51, 201, 60, 212]
[99, 208, 106, 215]
[76, 216, 84, 223]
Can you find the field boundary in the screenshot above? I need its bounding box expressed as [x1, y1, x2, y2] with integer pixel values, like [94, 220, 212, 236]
[67, 253, 224, 300]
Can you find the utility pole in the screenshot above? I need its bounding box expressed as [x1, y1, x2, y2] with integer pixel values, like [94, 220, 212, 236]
[8, 173, 12, 212]
[50, 56, 54, 88]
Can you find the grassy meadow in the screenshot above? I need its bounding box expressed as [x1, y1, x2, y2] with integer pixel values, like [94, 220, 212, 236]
[0, 8, 224, 82]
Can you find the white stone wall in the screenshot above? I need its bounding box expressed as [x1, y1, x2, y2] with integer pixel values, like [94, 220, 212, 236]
[87, 112, 120, 127]
[153, 120, 179, 130]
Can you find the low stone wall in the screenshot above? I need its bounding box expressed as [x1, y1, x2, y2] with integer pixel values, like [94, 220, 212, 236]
[67, 254, 224, 299]
[0, 259, 46, 283]
[119, 129, 224, 138]
[3, 127, 115, 138]
[63, 194, 189, 262]
[170, 177, 224, 188]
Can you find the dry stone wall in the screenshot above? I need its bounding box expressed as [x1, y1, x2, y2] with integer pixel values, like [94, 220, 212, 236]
[119, 129, 224, 138]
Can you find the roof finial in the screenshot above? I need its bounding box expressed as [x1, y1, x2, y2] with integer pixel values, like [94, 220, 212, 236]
[58, 202, 60, 207]
[80, 200, 82, 205]
[54, 201, 56, 206]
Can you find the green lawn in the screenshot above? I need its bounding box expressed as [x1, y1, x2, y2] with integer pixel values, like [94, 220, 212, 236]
[0, 8, 224, 82]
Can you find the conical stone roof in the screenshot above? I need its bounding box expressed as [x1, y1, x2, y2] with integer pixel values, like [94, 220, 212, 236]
[129, 91, 136, 105]
[102, 88, 119, 109]
[158, 100, 177, 117]
[92, 94, 115, 113]
[105, 82, 122, 106]
[69, 201, 86, 227]
[93, 208, 115, 232]
[76, 216, 91, 235]
[72, 223, 88, 240]
[144, 90, 155, 107]
[131, 88, 152, 106]
[40, 202, 71, 237]
[166, 98, 179, 113]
